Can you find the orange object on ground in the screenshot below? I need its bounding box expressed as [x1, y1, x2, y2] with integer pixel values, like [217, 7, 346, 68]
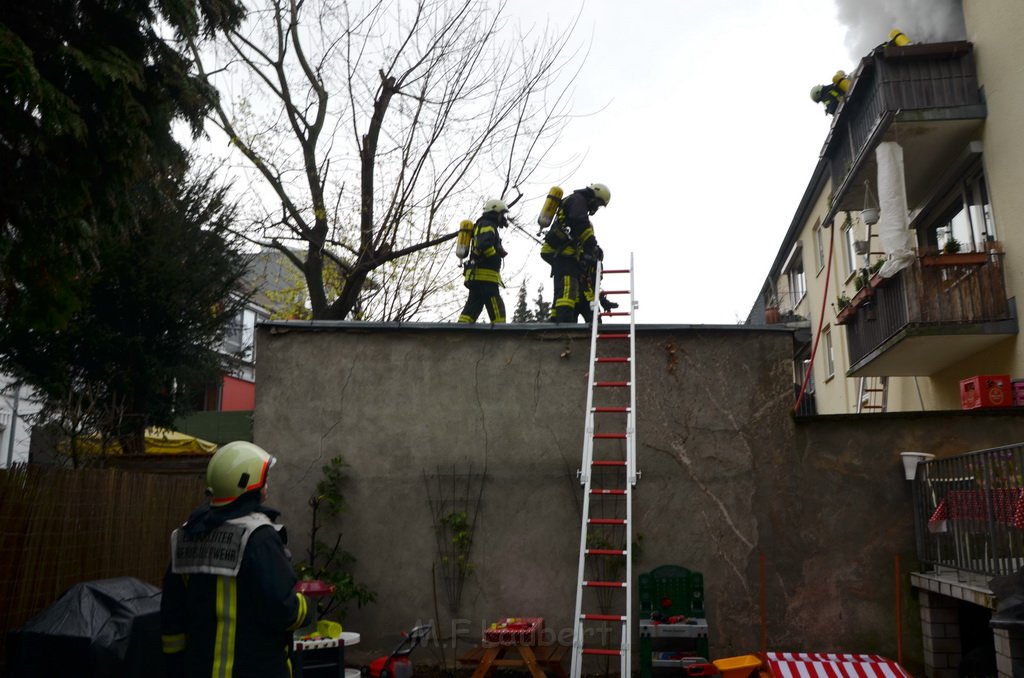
[712, 654, 761, 678]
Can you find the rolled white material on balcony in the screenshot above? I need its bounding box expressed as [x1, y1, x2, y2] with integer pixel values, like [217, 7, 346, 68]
[875, 141, 916, 279]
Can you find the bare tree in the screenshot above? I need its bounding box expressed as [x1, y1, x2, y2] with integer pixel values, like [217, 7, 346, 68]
[187, 0, 582, 320]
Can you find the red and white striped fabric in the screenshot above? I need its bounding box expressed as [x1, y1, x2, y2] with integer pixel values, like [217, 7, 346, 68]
[766, 652, 912, 678]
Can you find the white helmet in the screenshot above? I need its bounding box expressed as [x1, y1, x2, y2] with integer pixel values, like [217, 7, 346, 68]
[810, 85, 823, 102]
[483, 198, 508, 214]
[588, 183, 611, 207]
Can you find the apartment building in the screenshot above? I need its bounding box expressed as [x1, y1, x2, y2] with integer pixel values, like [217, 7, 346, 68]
[751, 2, 1024, 416]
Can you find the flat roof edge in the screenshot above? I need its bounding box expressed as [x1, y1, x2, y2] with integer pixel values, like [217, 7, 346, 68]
[258, 320, 793, 333]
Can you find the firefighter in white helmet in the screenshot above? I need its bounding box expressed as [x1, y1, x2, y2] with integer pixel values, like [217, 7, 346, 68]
[458, 198, 509, 323]
[161, 441, 310, 677]
[539, 183, 610, 323]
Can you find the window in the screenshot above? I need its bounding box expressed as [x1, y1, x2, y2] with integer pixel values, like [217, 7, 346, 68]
[222, 311, 245, 355]
[842, 219, 858, 277]
[786, 257, 806, 310]
[823, 327, 835, 380]
[799, 358, 815, 394]
[812, 219, 825, 273]
[919, 159, 996, 252]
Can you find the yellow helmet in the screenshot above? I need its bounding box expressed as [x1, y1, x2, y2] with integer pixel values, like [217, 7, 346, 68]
[588, 183, 611, 207]
[207, 441, 275, 507]
[483, 198, 508, 214]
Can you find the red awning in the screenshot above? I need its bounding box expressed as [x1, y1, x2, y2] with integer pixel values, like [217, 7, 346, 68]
[766, 652, 911, 677]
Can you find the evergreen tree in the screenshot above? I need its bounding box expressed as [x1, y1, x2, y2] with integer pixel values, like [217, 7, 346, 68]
[0, 0, 244, 333]
[0, 0, 247, 456]
[533, 284, 551, 323]
[512, 282, 532, 322]
[5, 165, 248, 460]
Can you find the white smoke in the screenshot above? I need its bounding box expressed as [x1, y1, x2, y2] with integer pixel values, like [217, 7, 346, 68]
[834, 0, 967, 60]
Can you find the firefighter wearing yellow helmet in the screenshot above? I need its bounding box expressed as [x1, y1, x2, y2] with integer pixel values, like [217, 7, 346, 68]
[459, 198, 509, 323]
[810, 78, 845, 116]
[539, 183, 610, 323]
[161, 441, 310, 677]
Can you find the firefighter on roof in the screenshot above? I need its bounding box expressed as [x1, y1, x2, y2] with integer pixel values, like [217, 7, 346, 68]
[810, 71, 850, 115]
[161, 441, 310, 678]
[540, 183, 610, 323]
[458, 198, 509, 323]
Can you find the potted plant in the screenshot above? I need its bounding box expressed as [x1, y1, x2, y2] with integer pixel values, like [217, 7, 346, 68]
[834, 293, 855, 324]
[764, 296, 781, 324]
[920, 237, 989, 267]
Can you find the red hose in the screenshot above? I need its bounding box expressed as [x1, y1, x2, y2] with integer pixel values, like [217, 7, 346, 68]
[793, 222, 836, 413]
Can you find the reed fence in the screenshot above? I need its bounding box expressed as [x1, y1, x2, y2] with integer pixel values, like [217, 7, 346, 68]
[0, 464, 205, 670]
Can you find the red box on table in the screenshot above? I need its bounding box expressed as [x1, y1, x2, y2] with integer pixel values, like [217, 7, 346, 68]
[483, 617, 544, 646]
[960, 374, 1012, 409]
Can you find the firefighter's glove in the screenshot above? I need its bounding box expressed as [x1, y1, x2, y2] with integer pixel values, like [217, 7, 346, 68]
[599, 294, 618, 312]
[594, 245, 604, 262]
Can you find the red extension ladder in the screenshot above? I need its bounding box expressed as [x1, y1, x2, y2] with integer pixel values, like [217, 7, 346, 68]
[570, 253, 639, 678]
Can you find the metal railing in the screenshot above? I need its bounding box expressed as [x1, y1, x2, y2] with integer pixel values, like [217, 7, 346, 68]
[913, 443, 1024, 577]
[844, 250, 1009, 367]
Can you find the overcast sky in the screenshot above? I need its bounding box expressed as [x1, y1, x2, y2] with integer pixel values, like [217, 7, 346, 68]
[494, 0, 965, 325]
[493, 0, 854, 325]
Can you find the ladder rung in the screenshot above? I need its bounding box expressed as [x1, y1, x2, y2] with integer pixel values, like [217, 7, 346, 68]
[601, 311, 630, 317]
[590, 488, 626, 495]
[593, 406, 629, 413]
[862, 405, 884, 409]
[582, 580, 626, 588]
[595, 357, 629, 363]
[594, 433, 626, 439]
[597, 333, 629, 340]
[602, 290, 629, 295]
[581, 614, 626, 621]
[864, 388, 885, 393]
[588, 518, 626, 525]
[582, 648, 622, 656]
[592, 460, 626, 467]
[585, 549, 627, 556]
[602, 269, 629, 274]
[594, 381, 629, 387]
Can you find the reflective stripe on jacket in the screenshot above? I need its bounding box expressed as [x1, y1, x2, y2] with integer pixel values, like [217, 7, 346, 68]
[464, 212, 504, 285]
[540, 190, 596, 262]
[161, 509, 309, 678]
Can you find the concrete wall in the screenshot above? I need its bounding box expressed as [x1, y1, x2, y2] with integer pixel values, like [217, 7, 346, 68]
[254, 322, 1024, 671]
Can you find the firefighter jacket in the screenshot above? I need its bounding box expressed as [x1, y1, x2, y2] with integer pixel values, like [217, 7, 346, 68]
[161, 494, 310, 678]
[463, 211, 505, 285]
[540, 189, 598, 264]
[820, 82, 845, 115]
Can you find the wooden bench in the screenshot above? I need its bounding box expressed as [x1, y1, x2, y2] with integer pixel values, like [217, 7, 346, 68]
[458, 643, 570, 678]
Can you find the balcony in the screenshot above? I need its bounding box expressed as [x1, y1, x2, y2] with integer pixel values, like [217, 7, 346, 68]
[822, 41, 986, 224]
[842, 248, 1016, 376]
[913, 443, 1024, 580]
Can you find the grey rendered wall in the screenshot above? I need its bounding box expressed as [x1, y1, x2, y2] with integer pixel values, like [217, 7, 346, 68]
[254, 322, 1024, 670]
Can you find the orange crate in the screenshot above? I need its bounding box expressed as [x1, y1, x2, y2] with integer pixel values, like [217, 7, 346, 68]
[960, 375, 1012, 409]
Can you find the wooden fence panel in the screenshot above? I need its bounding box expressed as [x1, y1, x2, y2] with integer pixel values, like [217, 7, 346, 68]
[0, 464, 205, 670]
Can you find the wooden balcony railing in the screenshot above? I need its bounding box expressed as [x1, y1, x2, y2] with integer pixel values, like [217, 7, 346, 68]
[843, 250, 1009, 367]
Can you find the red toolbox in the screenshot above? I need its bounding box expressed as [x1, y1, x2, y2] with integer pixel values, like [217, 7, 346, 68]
[483, 617, 544, 646]
[960, 374, 1012, 409]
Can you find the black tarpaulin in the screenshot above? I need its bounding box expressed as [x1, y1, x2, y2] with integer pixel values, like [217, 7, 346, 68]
[6, 577, 162, 677]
